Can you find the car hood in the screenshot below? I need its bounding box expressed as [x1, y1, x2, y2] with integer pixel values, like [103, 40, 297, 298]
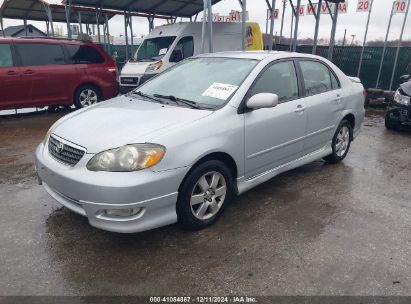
[120, 61, 152, 76]
[53, 95, 213, 153]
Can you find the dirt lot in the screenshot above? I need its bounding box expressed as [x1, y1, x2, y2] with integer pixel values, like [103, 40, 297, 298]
[0, 109, 410, 296]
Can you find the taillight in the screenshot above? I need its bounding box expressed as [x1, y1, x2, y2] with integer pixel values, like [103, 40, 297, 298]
[107, 66, 118, 79]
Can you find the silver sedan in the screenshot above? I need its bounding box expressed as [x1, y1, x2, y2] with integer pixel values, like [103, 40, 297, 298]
[35, 51, 365, 233]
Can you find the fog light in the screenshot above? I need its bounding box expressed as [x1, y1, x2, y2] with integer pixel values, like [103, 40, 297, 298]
[102, 208, 143, 217]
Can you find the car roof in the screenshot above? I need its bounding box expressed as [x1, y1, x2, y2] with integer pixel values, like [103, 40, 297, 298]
[197, 51, 325, 61]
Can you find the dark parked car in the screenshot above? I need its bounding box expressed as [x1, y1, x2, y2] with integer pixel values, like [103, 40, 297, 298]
[385, 79, 411, 130]
[0, 38, 119, 110]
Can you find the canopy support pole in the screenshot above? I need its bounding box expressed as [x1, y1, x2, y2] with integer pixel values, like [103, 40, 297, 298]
[241, 0, 246, 50]
[269, 0, 276, 51]
[124, 10, 130, 61]
[78, 11, 83, 36]
[65, 0, 72, 39]
[129, 13, 134, 49]
[201, 0, 207, 53]
[389, 0, 410, 91]
[0, 13, 5, 37]
[96, 7, 101, 43]
[207, 0, 213, 53]
[24, 19, 27, 36]
[104, 14, 110, 54]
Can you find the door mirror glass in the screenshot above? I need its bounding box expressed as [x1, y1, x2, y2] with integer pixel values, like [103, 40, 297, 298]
[170, 49, 183, 63]
[246, 93, 279, 110]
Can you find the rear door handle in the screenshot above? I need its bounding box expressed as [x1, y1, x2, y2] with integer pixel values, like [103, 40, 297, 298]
[294, 105, 305, 113]
[6, 70, 18, 76]
[23, 69, 35, 75]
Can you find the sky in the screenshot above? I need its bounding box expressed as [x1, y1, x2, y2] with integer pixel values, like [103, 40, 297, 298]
[1, 0, 410, 44]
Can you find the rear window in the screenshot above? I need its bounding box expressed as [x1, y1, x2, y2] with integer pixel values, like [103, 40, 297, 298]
[15, 43, 65, 66]
[66, 44, 105, 64]
[0, 43, 13, 67]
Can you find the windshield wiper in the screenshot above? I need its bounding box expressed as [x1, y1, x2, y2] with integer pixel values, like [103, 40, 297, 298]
[131, 91, 166, 104]
[153, 94, 202, 109]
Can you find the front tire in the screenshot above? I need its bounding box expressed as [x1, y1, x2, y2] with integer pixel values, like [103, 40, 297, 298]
[177, 160, 234, 230]
[324, 120, 352, 164]
[74, 85, 101, 109]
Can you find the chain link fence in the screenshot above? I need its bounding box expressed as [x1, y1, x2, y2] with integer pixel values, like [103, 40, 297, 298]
[273, 44, 411, 90]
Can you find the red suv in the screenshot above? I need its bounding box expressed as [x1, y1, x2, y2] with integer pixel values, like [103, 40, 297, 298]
[0, 38, 119, 110]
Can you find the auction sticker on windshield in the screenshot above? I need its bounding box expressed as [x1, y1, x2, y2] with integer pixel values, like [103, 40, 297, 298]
[202, 82, 239, 100]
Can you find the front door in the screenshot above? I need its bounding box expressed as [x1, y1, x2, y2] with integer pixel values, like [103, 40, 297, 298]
[244, 60, 307, 179]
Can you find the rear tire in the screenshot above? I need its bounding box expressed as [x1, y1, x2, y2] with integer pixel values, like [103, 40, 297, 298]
[74, 85, 101, 109]
[176, 160, 234, 230]
[324, 120, 352, 164]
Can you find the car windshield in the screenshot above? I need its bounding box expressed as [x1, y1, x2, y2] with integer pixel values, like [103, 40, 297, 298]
[136, 57, 258, 108]
[131, 36, 176, 62]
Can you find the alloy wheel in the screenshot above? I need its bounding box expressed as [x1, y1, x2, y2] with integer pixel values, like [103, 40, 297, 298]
[190, 171, 227, 220]
[79, 89, 98, 107]
[335, 125, 350, 157]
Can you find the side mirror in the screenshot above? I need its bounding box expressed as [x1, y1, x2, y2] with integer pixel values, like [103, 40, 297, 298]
[246, 93, 279, 110]
[170, 49, 183, 62]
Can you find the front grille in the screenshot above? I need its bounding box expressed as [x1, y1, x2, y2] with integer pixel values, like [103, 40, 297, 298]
[48, 136, 86, 166]
[120, 77, 139, 86]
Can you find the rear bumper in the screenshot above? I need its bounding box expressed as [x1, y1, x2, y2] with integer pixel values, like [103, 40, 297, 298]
[35, 142, 189, 233]
[101, 82, 119, 100]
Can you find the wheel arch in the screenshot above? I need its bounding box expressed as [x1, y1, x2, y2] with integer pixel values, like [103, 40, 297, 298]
[178, 152, 239, 193]
[73, 82, 102, 103]
[342, 113, 355, 130]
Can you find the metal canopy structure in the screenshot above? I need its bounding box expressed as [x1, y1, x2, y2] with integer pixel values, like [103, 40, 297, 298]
[66, 0, 223, 18]
[0, 0, 115, 24]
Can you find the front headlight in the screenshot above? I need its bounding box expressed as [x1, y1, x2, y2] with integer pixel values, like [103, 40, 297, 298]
[145, 60, 163, 73]
[86, 144, 166, 172]
[393, 89, 411, 106]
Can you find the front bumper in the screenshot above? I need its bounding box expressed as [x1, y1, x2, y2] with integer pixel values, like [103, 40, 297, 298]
[386, 104, 411, 126]
[35, 142, 188, 233]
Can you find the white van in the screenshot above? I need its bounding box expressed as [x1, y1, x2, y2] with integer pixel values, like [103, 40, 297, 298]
[119, 22, 262, 93]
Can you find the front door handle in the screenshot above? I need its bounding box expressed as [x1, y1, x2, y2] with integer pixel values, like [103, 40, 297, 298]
[6, 70, 18, 76]
[23, 69, 35, 75]
[294, 105, 305, 113]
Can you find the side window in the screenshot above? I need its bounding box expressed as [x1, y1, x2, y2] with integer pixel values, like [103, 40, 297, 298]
[330, 71, 340, 89]
[0, 44, 14, 67]
[251, 61, 299, 102]
[173, 36, 194, 60]
[299, 60, 333, 96]
[15, 43, 65, 66]
[66, 45, 105, 64]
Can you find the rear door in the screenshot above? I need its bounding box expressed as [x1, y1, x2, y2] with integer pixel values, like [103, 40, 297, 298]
[0, 42, 27, 109]
[297, 59, 344, 154]
[14, 42, 75, 106]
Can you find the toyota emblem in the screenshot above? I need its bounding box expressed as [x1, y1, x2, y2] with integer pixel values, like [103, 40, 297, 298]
[55, 143, 64, 154]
